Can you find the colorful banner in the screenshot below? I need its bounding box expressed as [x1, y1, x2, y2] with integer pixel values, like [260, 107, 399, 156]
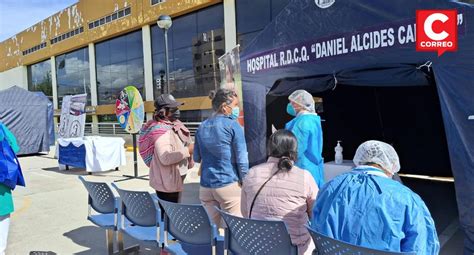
[219, 45, 244, 125]
[115, 86, 144, 134]
[58, 94, 87, 138]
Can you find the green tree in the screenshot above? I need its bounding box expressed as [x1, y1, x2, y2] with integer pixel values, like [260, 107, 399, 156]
[36, 72, 53, 97]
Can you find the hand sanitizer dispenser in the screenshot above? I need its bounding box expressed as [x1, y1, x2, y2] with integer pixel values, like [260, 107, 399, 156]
[335, 141, 343, 164]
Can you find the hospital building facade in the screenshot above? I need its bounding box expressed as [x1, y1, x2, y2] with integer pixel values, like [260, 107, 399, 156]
[0, 0, 290, 133]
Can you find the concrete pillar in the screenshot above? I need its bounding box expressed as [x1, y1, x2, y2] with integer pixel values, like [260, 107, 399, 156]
[142, 25, 154, 121]
[20, 66, 28, 90]
[224, 0, 237, 51]
[50, 56, 59, 110]
[88, 43, 99, 134]
[50, 57, 60, 135]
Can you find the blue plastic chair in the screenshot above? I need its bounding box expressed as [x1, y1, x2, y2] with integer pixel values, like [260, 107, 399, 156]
[111, 183, 162, 253]
[158, 198, 224, 255]
[78, 176, 119, 254]
[306, 226, 416, 255]
[217, 208, 298, 255]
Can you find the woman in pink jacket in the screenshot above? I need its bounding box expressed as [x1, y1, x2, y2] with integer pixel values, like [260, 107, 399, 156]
[241, 130, 318, 255]
[138, 94, 193, 217]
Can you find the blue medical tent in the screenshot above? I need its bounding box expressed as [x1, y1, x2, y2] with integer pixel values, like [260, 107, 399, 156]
[240, 0, 473, 252]
[0, 86, 53, 155]
[34, 91, 55, 146]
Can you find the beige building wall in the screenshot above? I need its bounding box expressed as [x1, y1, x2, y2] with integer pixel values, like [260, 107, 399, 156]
[0, 66, 28, 90]
[0, 0, 221, 73]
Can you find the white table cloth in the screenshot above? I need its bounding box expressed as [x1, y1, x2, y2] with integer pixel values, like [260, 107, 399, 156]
[324, 160, 355, 182]
[57, 136, 126, 172]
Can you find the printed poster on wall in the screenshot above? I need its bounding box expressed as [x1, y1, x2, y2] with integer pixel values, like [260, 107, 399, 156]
[58, 94, 87, 138]
[219, 45, 244, 125]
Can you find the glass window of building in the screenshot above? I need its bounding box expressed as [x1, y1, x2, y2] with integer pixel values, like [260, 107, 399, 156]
[236, 0, 290, 50]
[95, 30, 144, 105]
[27, 59, 53, 101]
[151, 4, 224, 101]
[56, 47, 90, 106]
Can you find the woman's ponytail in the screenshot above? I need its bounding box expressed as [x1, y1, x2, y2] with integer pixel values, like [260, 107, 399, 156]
[278, 156, 294, 171]
[268, 130, 298, 172]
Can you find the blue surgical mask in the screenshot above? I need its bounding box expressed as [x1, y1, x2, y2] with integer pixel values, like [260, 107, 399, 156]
[286, 103, 296, 116]
[230, 106, 240, 120]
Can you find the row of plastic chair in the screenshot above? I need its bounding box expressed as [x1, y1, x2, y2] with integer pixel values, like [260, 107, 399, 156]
[78, 176, 222, 254]
[78, 176, 414, 255]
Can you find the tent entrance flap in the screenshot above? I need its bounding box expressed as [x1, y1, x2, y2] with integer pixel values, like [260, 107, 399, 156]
[266, 84, 452, 177]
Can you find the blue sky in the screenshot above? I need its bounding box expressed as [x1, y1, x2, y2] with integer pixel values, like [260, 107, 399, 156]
[0, 0, 78, 42]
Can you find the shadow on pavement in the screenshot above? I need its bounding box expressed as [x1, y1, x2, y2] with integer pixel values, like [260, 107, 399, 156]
[36, 154, 57, 160]
[17, 153, 50, 158]
[41, 167, 88, 176]
[41, 167, 121, 177]
[63, 226, 159, 255]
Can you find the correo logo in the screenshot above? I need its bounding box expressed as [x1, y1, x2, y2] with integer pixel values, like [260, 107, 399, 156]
[416, 10, 457, 56]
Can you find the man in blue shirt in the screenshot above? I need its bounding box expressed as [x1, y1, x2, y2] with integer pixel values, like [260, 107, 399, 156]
[311, 140, 439, 254]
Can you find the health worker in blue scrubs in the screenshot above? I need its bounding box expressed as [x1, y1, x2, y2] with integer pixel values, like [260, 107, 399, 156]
[311, 140, 439, 254]
[285, 89, 324, 187]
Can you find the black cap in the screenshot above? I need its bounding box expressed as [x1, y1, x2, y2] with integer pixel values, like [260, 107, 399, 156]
[154, 94, 184, 109]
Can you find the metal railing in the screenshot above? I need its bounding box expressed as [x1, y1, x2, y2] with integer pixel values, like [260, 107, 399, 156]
[84, 123, 93, 134]
[78, 122, 201, 136]
[96, 123, 129, 135]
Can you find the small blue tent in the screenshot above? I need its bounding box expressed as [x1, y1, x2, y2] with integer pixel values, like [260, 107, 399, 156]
[0, 86, 53, 155]
[34, 92, 55, 146]
[241, 0, 473, 252]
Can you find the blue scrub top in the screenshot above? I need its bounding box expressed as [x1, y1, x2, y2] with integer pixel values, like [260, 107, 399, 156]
[285, 113, 324, 187]
[311, 166, 440, 254]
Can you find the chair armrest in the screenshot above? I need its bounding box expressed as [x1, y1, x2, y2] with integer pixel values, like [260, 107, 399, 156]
[211, 223, 220, 246]
[150, 193, 162, 223]
[114, 196, 120, 230]
[157, 209, 165, 246]
[114, 196, 120, 213]
[87, 196, 92, 217]
[150, 193, 159, 203]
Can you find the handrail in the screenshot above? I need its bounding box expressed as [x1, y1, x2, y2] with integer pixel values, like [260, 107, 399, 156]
[60, 122, 201, 136]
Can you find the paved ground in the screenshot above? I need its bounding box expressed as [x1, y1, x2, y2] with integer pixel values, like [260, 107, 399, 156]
[6, 147, 465, 254]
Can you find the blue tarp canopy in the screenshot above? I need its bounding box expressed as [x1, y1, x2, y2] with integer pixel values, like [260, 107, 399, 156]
[34, 91, 55, 146]
[0, 86, 53, 155]
[240, 0, 474, 252]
